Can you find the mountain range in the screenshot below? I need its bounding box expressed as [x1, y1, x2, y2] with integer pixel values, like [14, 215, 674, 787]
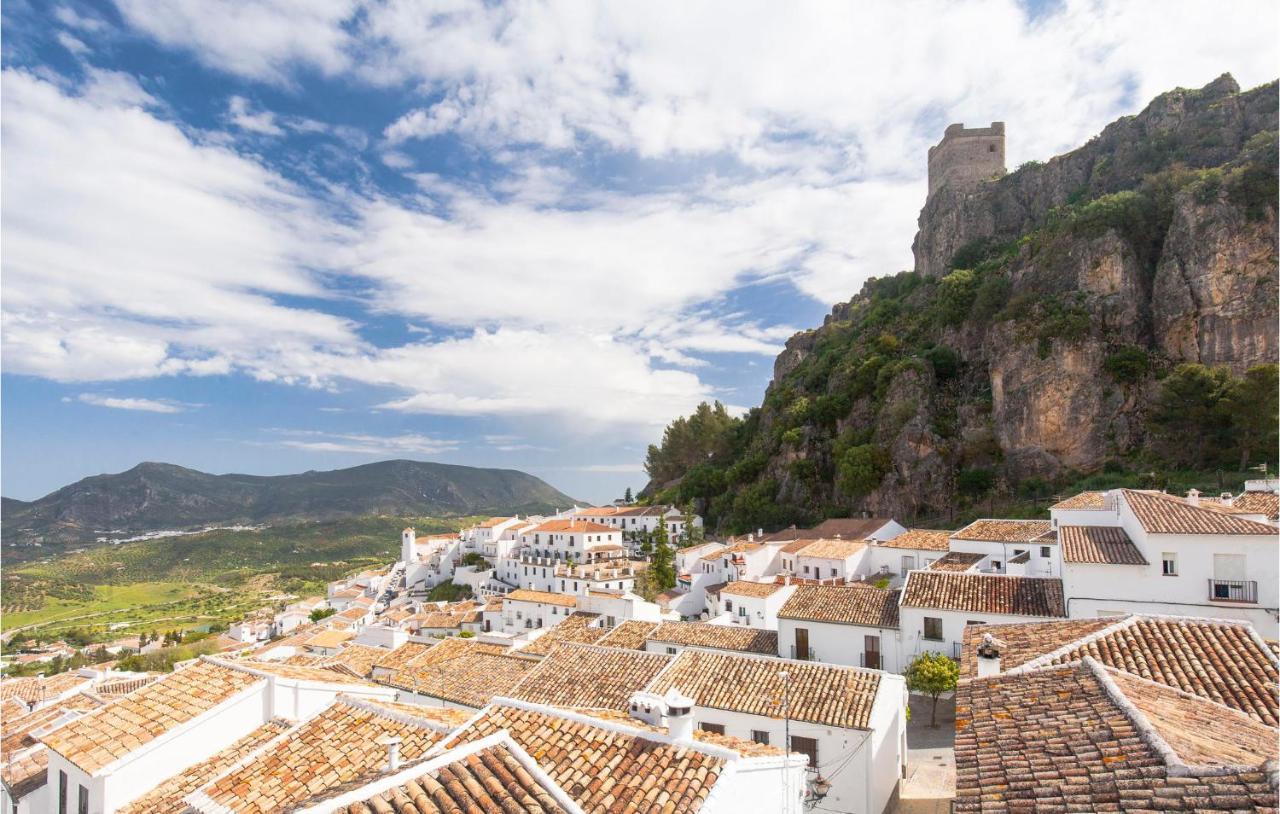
[1, 460, 580, 549]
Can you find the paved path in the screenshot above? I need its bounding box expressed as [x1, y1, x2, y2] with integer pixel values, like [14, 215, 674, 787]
[892, 694, 956, 814]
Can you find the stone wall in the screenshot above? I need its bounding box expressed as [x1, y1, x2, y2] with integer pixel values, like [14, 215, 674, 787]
[926, 122, 1006, 197]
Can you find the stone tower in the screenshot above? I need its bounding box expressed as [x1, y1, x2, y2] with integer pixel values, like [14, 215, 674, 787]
[926, 122, 1006, 197]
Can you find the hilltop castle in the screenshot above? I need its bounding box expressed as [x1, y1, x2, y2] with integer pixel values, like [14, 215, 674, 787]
[926, 121, 1006, 196]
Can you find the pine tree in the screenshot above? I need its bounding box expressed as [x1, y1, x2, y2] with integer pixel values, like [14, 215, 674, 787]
[650, 521, 676, 590]
[624, 487, 633, 504]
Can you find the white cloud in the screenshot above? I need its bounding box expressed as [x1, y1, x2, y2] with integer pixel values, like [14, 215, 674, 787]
[56, 32, 90, 55]
[268, 429, 459, 456]
[76, 393, 188, 413]
[226, 95, 284, 135]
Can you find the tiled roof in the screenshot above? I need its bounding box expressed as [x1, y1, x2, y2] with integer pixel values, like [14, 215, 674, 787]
[778, 585, 901, 628]
[116, 719, 292, 814]
[230, 659, 384, 687]
[478, 516, 515, 528]
[1059, 525, 1148, 564]
[511, 643, 671, 710]
[647, 622, 779, 654]
[504, 589, 578, 608]
[317, 644, 388, 679]
[952, 519, 1054, 543]
[1, 692, 104, 798]
[699, 541, 760, 562]
[306, 628, 356, 649]
[518, 612, 604, 657]
[575, 506, 621, 516]
[1121, 489, 1277, 535]
[1222, 491, 1280, 521]
[901, 572, 1066, 617]
[717, 580, 784, 598]
[1050, 490, 1109, 510]
[927, 551, 986, 572]
[335, 606, 370, 621]
[648, 650, 882, 730]
[372, 641, 435, 673]
[966, 616, 1279, 726]
[780, 537, 823, 554]
[766, 518, 894, 542]
[329, 741, 569, 814]
[792, 538, 866, 559]
[440, 702, 729, 813]
[525, 519, 615, 534]
[381, 638, 537, 708]
[0, 672, 91, 704]
[93, 675, 161, 698]
[189, 697, 458, 813]
[566, 706, 783, 758]
[954, 659, 1278, 813]
[595, 621, 659, 650]
[40, 660, 263, 774]
[1008, 550, 1030, 564]
[876, 529, 952, 550]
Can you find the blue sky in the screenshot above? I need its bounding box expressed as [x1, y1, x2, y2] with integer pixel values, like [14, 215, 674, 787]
[2, 0, 1274, 504]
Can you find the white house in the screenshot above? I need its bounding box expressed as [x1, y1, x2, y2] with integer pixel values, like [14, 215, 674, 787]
[780, 538, 870, 583]
[496, 589, 579, 634]
[865, 529, 952, 584]
[646, 648, 907, 814]
[707, 581, 797, 629]
[898, 571, 1068, 662]
[1053, 488, 1279, 635]
[776, 585, 903, 672]
[519, 519, 627, 563]
[949, 519, 1059, 577]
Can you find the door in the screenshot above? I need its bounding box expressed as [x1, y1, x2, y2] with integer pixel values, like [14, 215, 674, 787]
[901, 555, 915, 577]
[794, 627, 810, 661]
[864, 635, 881, 670]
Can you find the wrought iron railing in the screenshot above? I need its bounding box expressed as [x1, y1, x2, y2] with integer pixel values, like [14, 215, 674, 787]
[1208, 579, 1257, 603]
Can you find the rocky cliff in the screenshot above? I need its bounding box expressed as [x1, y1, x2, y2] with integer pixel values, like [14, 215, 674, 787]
[645, 75, 1278, 531]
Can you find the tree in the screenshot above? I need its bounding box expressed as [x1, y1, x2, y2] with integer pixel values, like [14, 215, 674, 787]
[905, 651, 959, 728]
[624, 487, 633, 504]
[1147, 364, 1233, 467]
[650, 521, 676, 591]
[309, 606, 337, 622]
[837, 444, 888, 497]
[681, 504, 704, 547]
[460, 552, 492, 570]
[1222, 364, 1279, 470]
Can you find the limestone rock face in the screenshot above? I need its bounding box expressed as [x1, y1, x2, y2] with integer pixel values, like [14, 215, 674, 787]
[1153, 194, 1278, 371]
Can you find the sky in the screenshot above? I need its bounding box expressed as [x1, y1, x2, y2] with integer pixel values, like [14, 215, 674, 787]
[1, 0, 1275, 505]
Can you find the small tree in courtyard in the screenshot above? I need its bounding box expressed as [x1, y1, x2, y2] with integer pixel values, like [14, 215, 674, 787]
[650, 520, 676, 590]
[905, 651, 959, 728]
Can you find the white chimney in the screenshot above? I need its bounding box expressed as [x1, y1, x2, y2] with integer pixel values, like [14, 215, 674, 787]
[1186, 488, 1201, 507]
[376, 735, 402, 772]
[663, 687, 696, 743]
[976, 632, 1004, 679]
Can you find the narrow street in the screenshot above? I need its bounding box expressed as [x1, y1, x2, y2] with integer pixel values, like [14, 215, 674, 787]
[892, 694, 956, 814]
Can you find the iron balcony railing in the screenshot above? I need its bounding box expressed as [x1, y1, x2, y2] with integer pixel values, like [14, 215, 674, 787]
[859, 652, 882, 670]
[789, 645, 817, 662]
[1208, 579, 1257, 603]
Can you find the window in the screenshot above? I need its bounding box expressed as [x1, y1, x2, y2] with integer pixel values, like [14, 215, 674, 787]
[924, 616, 943, 641]
[666, 646, 677, 655]
[1040, 546, 1051, 558]
[725, 600, 733, 612]
[699, 722, 726, 735]
[78, 786, 88, 814]
[790, 735, 819, 767]
[738, 605, 747, 617]
[830, 568, 837, 578]
[58, 771, 67, 814]
[803, 565, 810, 575]
[751, 730, 770, 745]
[1162, 553, 1177, 576]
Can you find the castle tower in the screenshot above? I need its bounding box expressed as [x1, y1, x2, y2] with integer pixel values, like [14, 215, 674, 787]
[927, 122, 1006, 197]
[401, 527, 416, 564]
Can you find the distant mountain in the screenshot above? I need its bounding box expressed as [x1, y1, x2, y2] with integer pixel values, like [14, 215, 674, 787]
[1, 460, 580, 548]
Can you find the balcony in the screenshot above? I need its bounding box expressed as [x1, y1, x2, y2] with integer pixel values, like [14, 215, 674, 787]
[859, 652, 882, 670]
[789, 645, 818, 662]
[1208, 579, 1257, 603]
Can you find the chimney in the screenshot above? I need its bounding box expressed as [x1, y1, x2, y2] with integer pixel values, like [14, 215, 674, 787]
[1186, 488, 1201, 507]
[377, 735, 402, 772]
[663, 687, 696, 743]
[976, 632, 1004, 678]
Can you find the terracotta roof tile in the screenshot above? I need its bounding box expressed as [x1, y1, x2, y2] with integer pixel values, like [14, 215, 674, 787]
[926, 551, 986, 572]
[231, 659, 384, 687]
[1122, 489, 1277, 535]
[699, 541, 761, 562]
[952, 519, 1054, 543]
[901, 572, 1066, 617]
[116, 719, 292, 814]
[1060, 525, 1149, 564]
[876, 529, 953, 551]
[372, 641, 435, 673]
[778, 585, 901, 628]
[315, 644, 389, 679]
[0, 672, 92, 704]
[1, 692, 104, 797]
[330, 741, 569, 813]
[511, 643, 671, 710]
[440, 702, 728, 813]
[189, 697, 458, 813]
[524, 519, 615, 534]
[518, 612, 604, 657]
[305, 628, 357, 649]
[717, 580, 784, 598]
[647, 622, 779, 654]
[40, 660, 263, 774]
[1050, 490, 1110, 510]
[1222, 491, 1280, 521]
[504, 589, 579, 608]
[594, 621, 658, 650]
[648, 650, 882, 730]
[790, 538, 867, 559]
[379, 639, 537, 708]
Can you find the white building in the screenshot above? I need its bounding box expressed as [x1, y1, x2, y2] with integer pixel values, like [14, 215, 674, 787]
[949, 519, 1060, 577]
[1051, 488, 1279, 635]
[776, 585, 903, 672]
[496, 589, 579, 634]
[519, 519, 627, 563]
[865, 529, 952, 585]
[779, 538, 870, 583]
[707, 581, 797, 629]
[898, 571, 1068, 662]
